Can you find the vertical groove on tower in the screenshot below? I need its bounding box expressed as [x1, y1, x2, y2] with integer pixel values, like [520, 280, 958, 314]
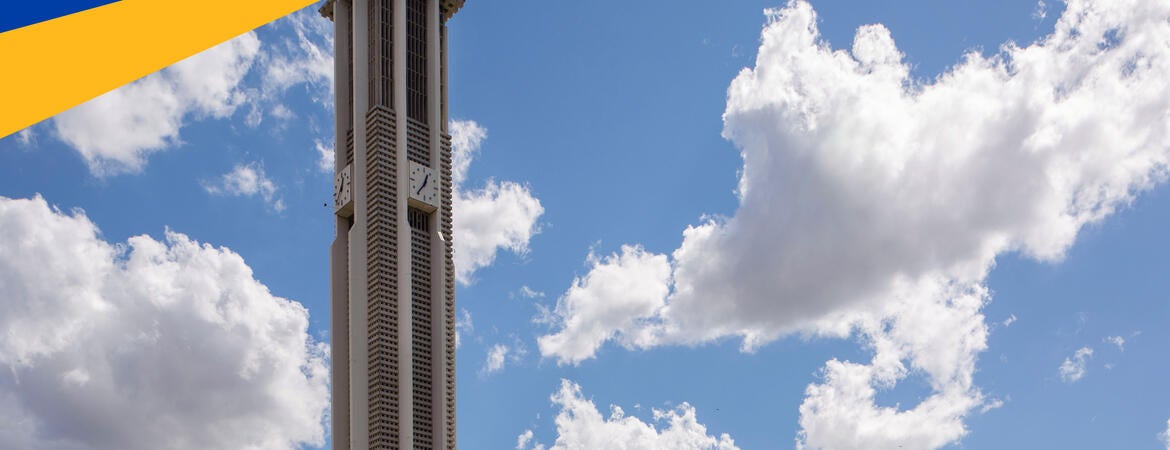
[406, 0, 429, 124]
[409, 208, 434, 450]
[346, 129, 355, 166]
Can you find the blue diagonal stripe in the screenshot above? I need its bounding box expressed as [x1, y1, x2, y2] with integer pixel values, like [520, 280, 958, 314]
[0, 0, 122, 34]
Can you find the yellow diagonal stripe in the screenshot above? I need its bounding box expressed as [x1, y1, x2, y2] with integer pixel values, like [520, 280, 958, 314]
[0, 0, 317, 139]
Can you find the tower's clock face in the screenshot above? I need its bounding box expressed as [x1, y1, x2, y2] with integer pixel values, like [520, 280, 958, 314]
[409, 161, 439, 209]
[334, 163, 353, 217]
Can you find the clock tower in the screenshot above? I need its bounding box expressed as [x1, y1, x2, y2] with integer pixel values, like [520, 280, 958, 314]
[322, 0, 464, 449]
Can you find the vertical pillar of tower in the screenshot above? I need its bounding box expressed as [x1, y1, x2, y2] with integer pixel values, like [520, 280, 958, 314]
[350, 0, 371, 447]
[392, 0, 413, 448]
[439, 13, 456, 449]
[426, 1, 449, 449]
[331, 2, 353, 450]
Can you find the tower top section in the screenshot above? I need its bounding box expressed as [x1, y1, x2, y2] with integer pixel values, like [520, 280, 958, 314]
[319, 0, 466, 21]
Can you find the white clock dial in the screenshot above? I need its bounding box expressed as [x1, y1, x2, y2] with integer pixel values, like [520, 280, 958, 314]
[334, 163, 353, 217]
[408, 160, 439, 209]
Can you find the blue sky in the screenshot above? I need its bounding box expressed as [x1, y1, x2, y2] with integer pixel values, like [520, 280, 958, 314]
[2, 0, 1170, 449]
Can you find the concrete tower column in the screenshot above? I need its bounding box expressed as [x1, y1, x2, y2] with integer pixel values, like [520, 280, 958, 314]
[349, 0, 371, 447]
[391, 0, 413, 448]
[330, 1, 353, 447]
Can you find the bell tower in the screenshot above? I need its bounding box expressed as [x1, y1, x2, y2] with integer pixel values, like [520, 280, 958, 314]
[322, 0, 464, 448]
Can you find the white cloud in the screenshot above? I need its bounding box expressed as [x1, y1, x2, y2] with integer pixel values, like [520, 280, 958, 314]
[203, 163, 285, 212]
[0, 195, 328, 449]
[451, 120, 544, 284]
[514, 285, 546, 299]
[1059, 347, 1094, 383]
[1160, 418, 1170, 450]
[1033, 0, 1048, 20]
[537, 246, 671, 365]
[260, 9, 334, 105]
[456, 308, 473, 349]
[484, 344, 510, 374]
[542, 0, 1170, 359]
[1104, 335, 1125, 351]
[797, 281, 989, 450]
[523, 380, 737, 450]
[53, 33, 261, 175]
[15, 128, 34, 147]
[517, 429, 535, 450]
[537, 0, 1170, 447]
[1002, 314, 1018, 327]
[483, 341, 528, 375]
[451, 120, 488, 186]
[48, 6, 335, 176]
[315, 139, 334, 172]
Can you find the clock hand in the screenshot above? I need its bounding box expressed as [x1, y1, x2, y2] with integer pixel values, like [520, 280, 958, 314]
[416, 174, 429, 195]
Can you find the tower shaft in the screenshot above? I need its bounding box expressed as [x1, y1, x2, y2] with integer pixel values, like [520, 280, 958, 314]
[325, 1, 463, 448]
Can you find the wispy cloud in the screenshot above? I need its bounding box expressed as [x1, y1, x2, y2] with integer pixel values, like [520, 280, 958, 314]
[203, 162, 285, 212]
[1059, 347, 1094, 383]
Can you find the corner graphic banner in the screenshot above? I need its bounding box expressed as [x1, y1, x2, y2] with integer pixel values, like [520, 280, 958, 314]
[0, 0, 318, 139]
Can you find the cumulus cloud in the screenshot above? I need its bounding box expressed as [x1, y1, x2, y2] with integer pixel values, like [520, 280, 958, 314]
[537, 0, 1170, 447]
[451, 120, 544, 284]
[537, 246, 671, 365]
[1059, 347, 1094, 383]
[0, 195, 328, 449]
[53, 33, 261, 175]
[520, 380, 737, 450]
[203, 163, 285, 211]
[797, 281, 989, 450]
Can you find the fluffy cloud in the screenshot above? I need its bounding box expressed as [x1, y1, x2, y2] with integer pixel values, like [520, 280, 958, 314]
[537, 246, 671, 365]
[48, 7, 334, 176]
[1059, 347, 1094, 383]
[451, 120, 544, 283]
[53, 33, 261, 175]
[797, 281, 989, 450]
[542, 0, 1170, 357]
[0, 196, 328, 449]
[538, 0, 1170, 447]
[516, 429, 537, 450]
[203, 162, 285, 211]
[519, 380, 737, 450]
